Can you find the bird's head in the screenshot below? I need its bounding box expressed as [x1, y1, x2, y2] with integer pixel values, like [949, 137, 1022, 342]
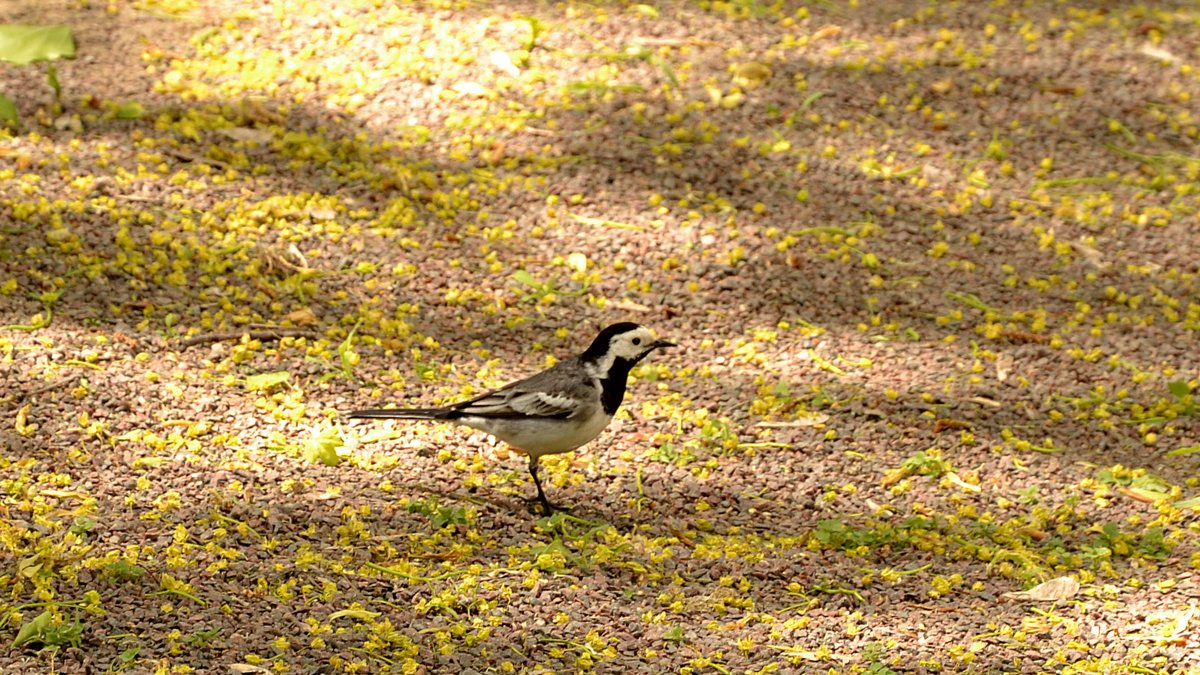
[582, 322, 675, 375]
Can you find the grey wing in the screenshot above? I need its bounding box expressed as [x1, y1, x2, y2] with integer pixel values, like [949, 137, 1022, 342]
[450, 364, 594, 420]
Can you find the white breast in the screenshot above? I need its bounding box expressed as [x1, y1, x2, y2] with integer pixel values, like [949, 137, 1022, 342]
[459, 409, 613, 459]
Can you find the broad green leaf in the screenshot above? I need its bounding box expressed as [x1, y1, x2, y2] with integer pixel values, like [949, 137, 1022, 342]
[0, 94, 16, 123]
[12, 610, 52, 647]
[0, 25, 76, 65]
[1130, 474, 1173, 495]
[304, 426, 344, 466]
[244, 370, 291, 391]
[1167, 380, 1191, 399]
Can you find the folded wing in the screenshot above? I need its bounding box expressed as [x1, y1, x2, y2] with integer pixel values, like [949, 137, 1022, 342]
[453, 388, 579, 419]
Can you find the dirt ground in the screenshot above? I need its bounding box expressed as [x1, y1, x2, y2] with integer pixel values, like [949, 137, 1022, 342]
[2, 0, 1199, 673]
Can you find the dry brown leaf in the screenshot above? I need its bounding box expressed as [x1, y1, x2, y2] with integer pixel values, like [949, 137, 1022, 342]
[613, 299, 652, 313]
[219, 127, 273, 144]
[732, 61, 772, 88]
[285, 307, 319, 326]
[54, 114, 83, 133]
[880, 467, 908, 488]
[811, 25, 842, 41]
[38, 489, 86, 499]
[307, 206, 337, 221]
[756, 413, 830, 428]
[933, 418, 972, 433]
[946, 472, 981, 493]
[489, 50, 521, 76]
[1071, 238, 1108, 269]
[481, 141, 507, 164]
[1123, 604, 1195, 643]
[16, 404, 37, 437]
[239, 98, 284, 124]
[229, 665, 270, 674]
[452, 81, 494, 98]
[669, 525, 695, 548]
[1021, 528, 1049, 542]
[995, 353, 1013, 382]
[1002, 576, 1080, 601]
[1118, 486, 1164, 504]
[1139, 43, 1179, 63]
[930, 79, 955, 95]
[720, 92, 746, 109]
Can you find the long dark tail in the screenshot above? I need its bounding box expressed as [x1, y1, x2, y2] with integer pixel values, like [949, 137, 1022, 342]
[346, 407, 453, 420]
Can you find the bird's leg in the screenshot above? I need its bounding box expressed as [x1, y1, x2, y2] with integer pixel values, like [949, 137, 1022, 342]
[527, 455, 556, 515]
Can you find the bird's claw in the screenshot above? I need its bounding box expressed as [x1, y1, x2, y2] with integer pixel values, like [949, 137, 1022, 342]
[525, 496, 568, 516]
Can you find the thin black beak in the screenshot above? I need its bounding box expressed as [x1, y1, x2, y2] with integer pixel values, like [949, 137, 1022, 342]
[652, 339, 676, 349]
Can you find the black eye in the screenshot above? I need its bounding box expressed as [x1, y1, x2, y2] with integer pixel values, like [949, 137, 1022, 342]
[631, 337, 642, 345]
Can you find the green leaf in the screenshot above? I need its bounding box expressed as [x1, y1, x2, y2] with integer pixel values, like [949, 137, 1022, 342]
[103, 559, 146, 580]
[657, 58, 680, 90]
[1173, 495, 1200, 510]
[512, 269, 540, 288]
[243, 370, 291, 392]
[46, 62, 61, 99]
[69, 516, 95, 536]
[0, 25, 76, 65]
[116, 101, 144, 119]
[336, 320, 361, 377]
[1166, 445, 1200, 457]
[357, 428, 406, 444]
[516, 15, 545, 52]
[12, 610, 52, 647]
[0, 94, 17, 124]
[797, 91, 826, 113]
[183, 626, 221, 645]
[304, 426, 345, 466]
[1167, 380, 1191, 399]
[663, 625, 685, 642]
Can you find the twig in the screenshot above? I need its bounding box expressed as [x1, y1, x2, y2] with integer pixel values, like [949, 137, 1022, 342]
[177, 328, 319, 350]
[8, 378, 74, 405]
[163, 148, 231, 169]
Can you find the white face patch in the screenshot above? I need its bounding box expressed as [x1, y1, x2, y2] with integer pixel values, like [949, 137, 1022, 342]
[585, 326, 660, 377]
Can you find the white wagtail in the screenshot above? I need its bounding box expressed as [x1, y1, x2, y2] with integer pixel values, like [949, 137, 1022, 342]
[348, 322, 675, 513]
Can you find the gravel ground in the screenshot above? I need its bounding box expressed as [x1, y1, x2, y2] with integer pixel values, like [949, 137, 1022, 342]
[2, 0, 1199, 673]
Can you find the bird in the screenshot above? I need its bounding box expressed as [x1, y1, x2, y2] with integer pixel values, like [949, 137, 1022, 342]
[347, 322, 675, 514]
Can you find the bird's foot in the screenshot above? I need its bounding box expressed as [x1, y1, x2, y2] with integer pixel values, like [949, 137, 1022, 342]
[525, 496, 569, 517]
